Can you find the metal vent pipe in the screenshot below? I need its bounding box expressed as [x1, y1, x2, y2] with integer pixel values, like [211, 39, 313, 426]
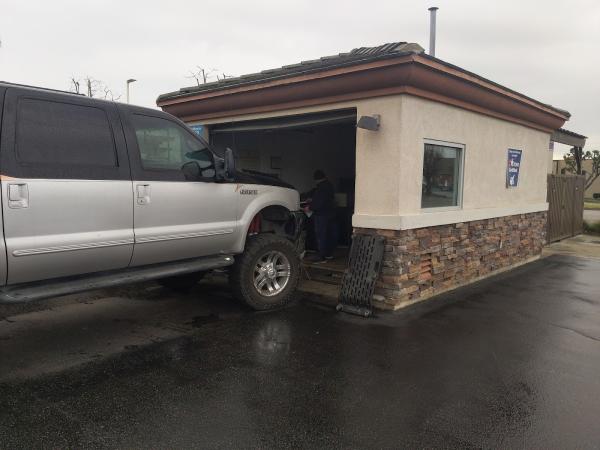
[428, 7, 439, 57]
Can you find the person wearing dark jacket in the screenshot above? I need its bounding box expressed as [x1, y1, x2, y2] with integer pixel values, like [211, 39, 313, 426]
[305, 170, 338, 263]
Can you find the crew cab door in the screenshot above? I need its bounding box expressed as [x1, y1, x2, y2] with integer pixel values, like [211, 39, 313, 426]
[119, 107, 238, 267]
[0, 87, 134, 284]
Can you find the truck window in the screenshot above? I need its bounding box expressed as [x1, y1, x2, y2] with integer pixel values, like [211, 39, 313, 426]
[131, 114, 214, 176]
[16, 98, 117, 167]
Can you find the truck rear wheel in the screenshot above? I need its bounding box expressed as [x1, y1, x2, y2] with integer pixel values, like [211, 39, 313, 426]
[230, 234, 300, 310]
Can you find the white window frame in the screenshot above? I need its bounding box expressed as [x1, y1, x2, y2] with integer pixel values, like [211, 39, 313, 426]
[420, 138, 465, 213]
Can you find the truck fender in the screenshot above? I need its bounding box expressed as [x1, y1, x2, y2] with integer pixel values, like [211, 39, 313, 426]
[234, 198, 302, 254]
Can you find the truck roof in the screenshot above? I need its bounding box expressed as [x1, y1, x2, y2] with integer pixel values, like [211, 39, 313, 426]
[0, 81, 160, 116]
[0, 81, 86, 97]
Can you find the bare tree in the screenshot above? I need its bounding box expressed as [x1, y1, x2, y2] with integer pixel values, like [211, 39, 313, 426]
[69, 76, 121, 101]
[186, 66, 219, 85]
[102, 86, 121, 101]
[216, 72, 234, 81]
[85, 77, 95, 97]
[70, 77, 81, 94]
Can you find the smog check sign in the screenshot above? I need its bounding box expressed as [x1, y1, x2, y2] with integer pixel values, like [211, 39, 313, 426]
[506, 149, 522, 188]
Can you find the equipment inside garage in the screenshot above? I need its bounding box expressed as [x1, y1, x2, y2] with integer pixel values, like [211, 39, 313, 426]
[209, 109, 357, 283]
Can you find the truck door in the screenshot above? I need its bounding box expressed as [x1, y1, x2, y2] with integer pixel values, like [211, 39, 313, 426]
[0, 88, 134, 284]
[119, 107, 238, 267]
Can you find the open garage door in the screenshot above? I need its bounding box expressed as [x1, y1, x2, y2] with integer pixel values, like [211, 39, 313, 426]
[210, 110, 356, 135]
[209, 109, 356, 213]
[208, 109, 357, 287]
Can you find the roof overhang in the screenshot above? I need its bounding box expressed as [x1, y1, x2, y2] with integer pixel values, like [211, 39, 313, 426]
[158, 54, 570, 133]
[551, 128, 587, 148]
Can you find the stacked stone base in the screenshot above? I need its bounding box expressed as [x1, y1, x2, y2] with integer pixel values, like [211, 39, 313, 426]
[356, 211, 547, 310]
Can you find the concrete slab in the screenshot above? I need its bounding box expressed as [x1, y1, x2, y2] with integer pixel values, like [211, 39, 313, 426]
[298, 279, 339, 306]
[543, 233, 600, 259]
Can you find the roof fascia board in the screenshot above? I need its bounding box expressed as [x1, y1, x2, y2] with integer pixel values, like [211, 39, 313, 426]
[178, 87, 555, 134]
[158, 54, 568, 122]
[412, 55, 569, 120]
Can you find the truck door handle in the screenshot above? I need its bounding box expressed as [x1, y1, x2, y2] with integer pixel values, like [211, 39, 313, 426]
[136, 184, 151, 205]
[8, 183, 29, 209]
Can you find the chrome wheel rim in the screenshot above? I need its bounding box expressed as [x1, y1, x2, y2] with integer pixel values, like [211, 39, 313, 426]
[253, 251, 291, 297]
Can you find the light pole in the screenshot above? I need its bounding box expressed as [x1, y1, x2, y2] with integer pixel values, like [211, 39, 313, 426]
[126, 78, 136, 103]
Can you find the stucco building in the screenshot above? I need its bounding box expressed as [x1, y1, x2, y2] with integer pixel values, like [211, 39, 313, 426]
[157, 42, 571, 310]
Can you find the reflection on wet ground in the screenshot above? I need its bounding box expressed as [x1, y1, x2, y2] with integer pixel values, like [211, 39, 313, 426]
[1, 255, 599, 448]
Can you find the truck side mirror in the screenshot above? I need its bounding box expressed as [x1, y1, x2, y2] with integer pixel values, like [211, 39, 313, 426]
[224, 148, 236, 179]
[181, 161, 201, 181]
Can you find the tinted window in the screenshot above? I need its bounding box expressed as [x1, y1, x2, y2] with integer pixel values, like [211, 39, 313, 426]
[16, 98, 117, 166]
[421, 142, 463, 208]
[131, 115, 214, 178]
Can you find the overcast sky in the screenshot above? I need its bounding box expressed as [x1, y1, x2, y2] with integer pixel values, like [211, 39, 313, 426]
[1, 0, 598, 156]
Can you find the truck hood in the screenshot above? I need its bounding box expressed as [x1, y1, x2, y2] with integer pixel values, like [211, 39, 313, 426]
[234, 170, 295, 190]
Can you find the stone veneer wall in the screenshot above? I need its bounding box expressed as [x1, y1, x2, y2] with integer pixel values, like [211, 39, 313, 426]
[355, 211, 547, 310]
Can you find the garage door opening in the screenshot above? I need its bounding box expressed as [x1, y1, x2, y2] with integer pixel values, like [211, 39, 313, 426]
[209, 109, 357, 289]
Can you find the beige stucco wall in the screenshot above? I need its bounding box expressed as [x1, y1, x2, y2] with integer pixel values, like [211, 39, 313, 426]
[191, 94, 552, 230]
[354, 96, 552, 229]
[353, 97, 403, 217]
[401, 96, 551, 211]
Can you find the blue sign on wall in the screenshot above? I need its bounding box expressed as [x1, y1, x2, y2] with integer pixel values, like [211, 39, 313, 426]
[189, 124, 204, 136]
[506, 149, 522, 188]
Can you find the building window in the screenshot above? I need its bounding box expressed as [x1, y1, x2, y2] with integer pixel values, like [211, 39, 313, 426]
[421, 140, 463, 209]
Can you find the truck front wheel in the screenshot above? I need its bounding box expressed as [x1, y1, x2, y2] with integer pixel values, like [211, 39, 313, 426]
[230, 234, 300, 310]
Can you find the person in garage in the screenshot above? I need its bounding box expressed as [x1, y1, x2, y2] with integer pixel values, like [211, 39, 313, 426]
[304, 170, 338, 264]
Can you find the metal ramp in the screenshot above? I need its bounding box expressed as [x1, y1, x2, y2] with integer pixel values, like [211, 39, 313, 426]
[337, 234, 385, 317]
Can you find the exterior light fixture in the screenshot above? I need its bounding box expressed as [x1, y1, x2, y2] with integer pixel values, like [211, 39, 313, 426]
[357, 115, 380, 131]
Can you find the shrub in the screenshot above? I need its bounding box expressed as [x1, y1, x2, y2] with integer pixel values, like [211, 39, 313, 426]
[583, 220, 600, 234]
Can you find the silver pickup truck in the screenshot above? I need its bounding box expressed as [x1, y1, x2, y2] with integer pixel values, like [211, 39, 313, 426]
[0, 82, 304, 310]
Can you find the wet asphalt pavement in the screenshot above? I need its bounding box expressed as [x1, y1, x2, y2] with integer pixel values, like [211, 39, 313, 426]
[1, 255, 600, 449]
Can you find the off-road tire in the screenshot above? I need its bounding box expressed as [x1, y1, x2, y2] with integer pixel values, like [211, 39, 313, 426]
[158, 271, 205, 292]
[230, 234, 300, 310]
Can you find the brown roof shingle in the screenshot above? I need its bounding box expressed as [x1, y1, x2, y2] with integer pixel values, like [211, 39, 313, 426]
[157, 42, 424, 102]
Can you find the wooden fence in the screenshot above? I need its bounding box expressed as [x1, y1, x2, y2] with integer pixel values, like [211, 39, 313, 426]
[547, 174, 585, 243]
